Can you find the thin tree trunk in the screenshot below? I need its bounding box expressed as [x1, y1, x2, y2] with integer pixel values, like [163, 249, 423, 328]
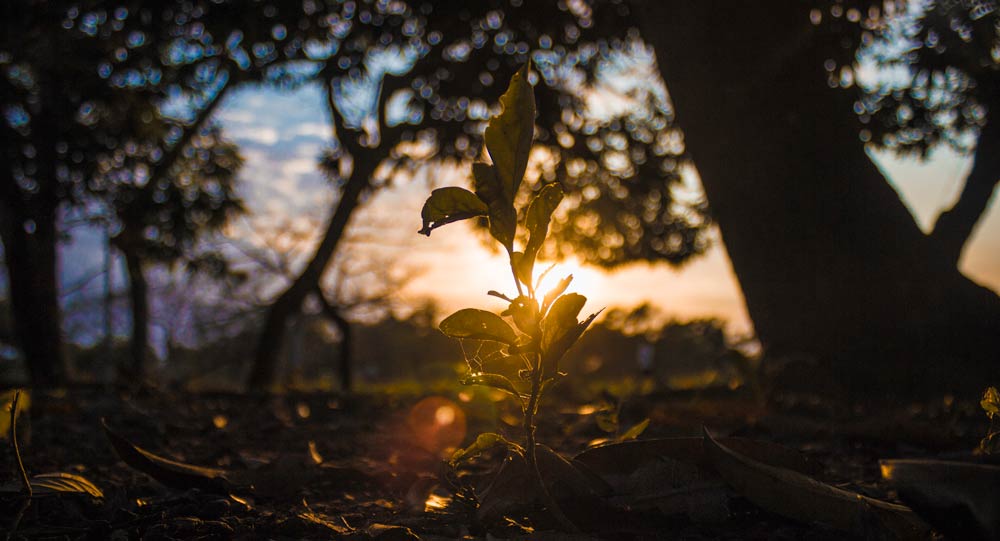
[123, 247, 149, 380]
[247, 73, 382, 391]
[247, 157, 377, 390]
[316, 288, 352, 392]
[104, 224, 115, 365]
[930, 114, 1000, 265]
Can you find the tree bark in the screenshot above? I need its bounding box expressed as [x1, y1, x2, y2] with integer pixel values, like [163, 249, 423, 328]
[929, 114, 1000, 265]
[640, 1, 1000, 396]
[123, 246, 149, 380]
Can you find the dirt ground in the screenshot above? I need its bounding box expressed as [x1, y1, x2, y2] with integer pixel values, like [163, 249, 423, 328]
[0, 385, 990, 540]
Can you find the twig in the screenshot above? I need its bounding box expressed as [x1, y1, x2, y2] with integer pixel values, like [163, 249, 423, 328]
[10, 391, 29, 495]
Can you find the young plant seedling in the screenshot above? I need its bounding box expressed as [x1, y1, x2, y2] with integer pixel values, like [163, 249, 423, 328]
[418, 64, 600, 528]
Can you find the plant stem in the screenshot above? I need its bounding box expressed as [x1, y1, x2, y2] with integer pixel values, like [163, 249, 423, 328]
[508, 259, 524, 297]
[523, 353, 578, 532]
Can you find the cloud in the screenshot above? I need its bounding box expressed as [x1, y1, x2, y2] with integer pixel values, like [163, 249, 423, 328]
[281, 157, 319, 178]
[231, 126, 280, 146]
[217, 109, 255, 124]
[287, 122, 330, 139]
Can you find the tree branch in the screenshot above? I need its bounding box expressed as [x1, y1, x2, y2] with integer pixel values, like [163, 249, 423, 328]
[929, 114, 1000, 265]
[149, 79, 231, 185]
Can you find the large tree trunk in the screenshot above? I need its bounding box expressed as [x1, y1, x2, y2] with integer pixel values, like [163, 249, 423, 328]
[246, 157, 377, 390]
[640, 1, 1000, 396]
[122, 246, 149, 380]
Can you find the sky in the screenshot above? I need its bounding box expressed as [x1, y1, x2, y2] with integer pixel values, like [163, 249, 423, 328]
[204, 81, 1000, 341]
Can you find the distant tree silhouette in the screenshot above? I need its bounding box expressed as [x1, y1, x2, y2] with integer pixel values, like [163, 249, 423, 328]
[108, 122, 243, 380]
[0, 3, 248, 384]
[637, 0, 999, 395]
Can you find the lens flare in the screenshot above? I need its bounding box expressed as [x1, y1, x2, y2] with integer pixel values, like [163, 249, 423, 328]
[407, 396, 467, 455]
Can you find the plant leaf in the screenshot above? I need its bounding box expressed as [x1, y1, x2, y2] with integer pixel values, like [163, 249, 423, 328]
[501, 295, 539, 335]
[575, 436, 820, 478]
[522, 183, 564, 277]
[472, 162, 504, 207]
[618, 418, 650, 442]
[881, 459, 1000, 541]
[0, 472, 104, 499]
[30, 472, 104, 499]
[541, 275, 573, 315]
[541, 293, 587, 351]
[472, 160, 515, 250]
[418, 187, 488, 236]
[0, 388, 29, 441]
[440, 308, 518, 344]
[450, 432, 519, 465]
[541, 309, 600, 378]
[462, 372, 523, 401]
[103, 420, 231, 493]
[538, 373, 566, 397]
[488, 202, 517, 252]
[510, 252, 533, 290]
[982, 386, 1000, 419]
[484, 63, 534, 204]
[704, 428, 929, 540]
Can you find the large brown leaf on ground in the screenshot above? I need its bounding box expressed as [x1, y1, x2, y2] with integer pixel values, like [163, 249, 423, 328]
[704, 429, 929, 540]
[881, 459, 1000, 541]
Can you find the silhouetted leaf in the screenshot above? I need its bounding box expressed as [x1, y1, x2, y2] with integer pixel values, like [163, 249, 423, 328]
[881, 459, 1000, 541]
[510, 251, 533, 289]
[103, 420, 231, 493]
[540, 299, 599, 378]
[704, 429, 929, 540]
[440, 308, 518, 344]
[418, 187, 488, 236]
[462, 372, 523, 401]
[484, 63, 534, 204]
[472, 162, 504, 207]
[488, 203, 518, 252]
[541, 275, 574, 314]
[541, 293, 586, 351]
[543, 310, 600, 378]
[522, 183, 564, 282]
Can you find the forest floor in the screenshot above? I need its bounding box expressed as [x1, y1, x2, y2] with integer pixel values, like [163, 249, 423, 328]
[0, 383, 992, 540]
